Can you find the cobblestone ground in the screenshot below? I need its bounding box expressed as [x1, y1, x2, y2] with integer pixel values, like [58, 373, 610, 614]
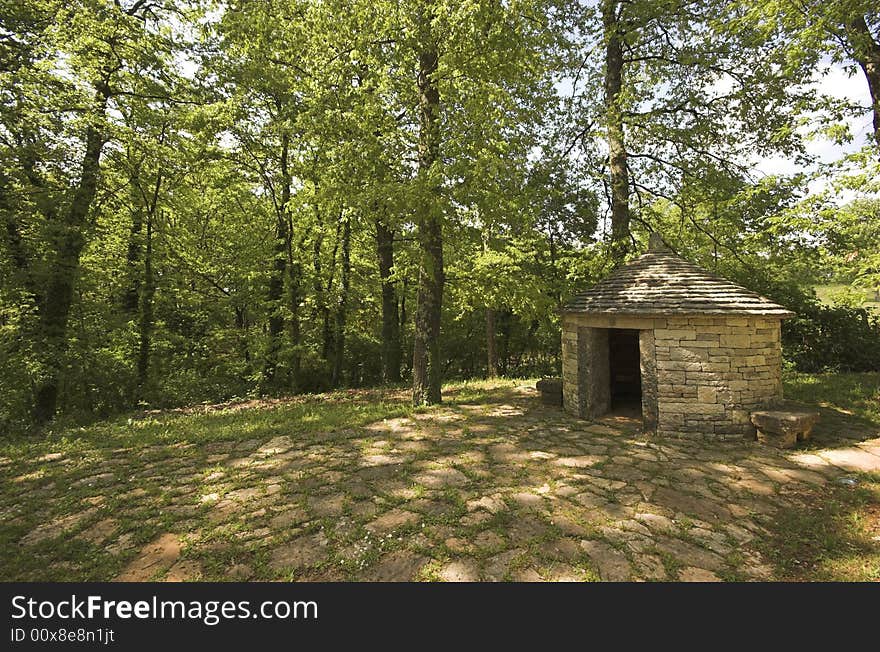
[4, 384, 879, 581]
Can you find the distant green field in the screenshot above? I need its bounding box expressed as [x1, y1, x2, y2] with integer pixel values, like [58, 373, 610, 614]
[813, 284, 880, 311]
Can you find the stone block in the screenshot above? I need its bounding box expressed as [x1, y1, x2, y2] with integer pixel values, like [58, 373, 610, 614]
[720, 334, 751, 348]
[655, 329, 697, 340]
[669, 347, 709, 362]
[750, 410, 820, 448]
[697, 386, 717, 403]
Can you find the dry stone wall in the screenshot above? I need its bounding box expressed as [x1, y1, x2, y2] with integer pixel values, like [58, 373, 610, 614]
[561, 314, 784, 440]
[562, 322, 610, 418]
[653, 316, 782, 439]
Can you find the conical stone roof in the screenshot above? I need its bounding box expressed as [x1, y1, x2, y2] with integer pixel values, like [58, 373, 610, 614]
[562, 235, 794, 318]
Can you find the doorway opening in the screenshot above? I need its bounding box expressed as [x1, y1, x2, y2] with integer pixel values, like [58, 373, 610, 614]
[608, 328, 642, 418]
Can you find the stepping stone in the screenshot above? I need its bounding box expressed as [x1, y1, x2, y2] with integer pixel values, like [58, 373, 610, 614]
[819, 448, 880, 473]
[438, 559, 481, 582]
[270, 507, 309, 529]
[365, 509, 420, 535]
[413, 468, 469, 488]
[474, 531, 505, 551]
[363, 551, 428, 581]
[580, 540, 632, 581]
[652, 487, 730, 522]
[115, 533, 182, 581]
[20, 508, 99, 546]
[165, 559, 202, 582]
[483, 549, 526, 581]
[307, 494, 346, 517]
[510, 492, 545, 510]
[654, 536, 726, 572]
[226, 564, 254, 580]
[76, 518, 118, 545]
[466, 495, 507, 514]
[510, 568, 543, 582]
[71, 473, 115, 488]
[268, 533, 328, 571]
[634, 554, 667, 581]
[678, 567, 721, 582]
[635, 512, 677, 534]
[257, 436, 293, 455]
[540, 538, 581, 561]
[545, 563, 583, 582]
[555, 456, 602, 469]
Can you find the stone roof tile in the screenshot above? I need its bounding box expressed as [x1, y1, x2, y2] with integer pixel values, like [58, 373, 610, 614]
[562, 239, 794, 318]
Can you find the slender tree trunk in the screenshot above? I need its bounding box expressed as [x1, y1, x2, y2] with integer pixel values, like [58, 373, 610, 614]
[399, 278, 409, 376]
[481, 226, 498, 378]
[263, 133, 290, 389]
[846, 15, 880, 148]
[234, 305, 251, 366]
[486, 308, 499, 378]
[376, 217, 402, 382]
[313, 214, 340, 362]
[412, 39, 444, 406]
[136, 210, 154, 392]
[1, 174, 29, 277]
[33, 84, 109, 424]
[122, 165, 143, 314]
[312, 232, 327, 356]
[498, 309, 512, 376]
[134, 168, 162, 394]
[332, 214, 351, 387]
[602, 0, 630, 257]
[287, 256, 302, 387]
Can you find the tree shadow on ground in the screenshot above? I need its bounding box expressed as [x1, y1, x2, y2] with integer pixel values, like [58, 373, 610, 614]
[802, 405, 880, 448]
[757, 475, 880, 581]
[2, 380, 880, 582]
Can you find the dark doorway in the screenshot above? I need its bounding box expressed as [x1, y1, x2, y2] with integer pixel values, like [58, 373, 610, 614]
[608, 328, 641, 414]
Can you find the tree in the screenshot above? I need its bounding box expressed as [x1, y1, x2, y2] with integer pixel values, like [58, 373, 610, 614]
[0, 0, 179, 423]
[743, 0, 880, 148]
[568, 0, 809, 254]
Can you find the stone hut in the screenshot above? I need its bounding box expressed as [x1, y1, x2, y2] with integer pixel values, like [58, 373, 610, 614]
[561, 235, 794, 440]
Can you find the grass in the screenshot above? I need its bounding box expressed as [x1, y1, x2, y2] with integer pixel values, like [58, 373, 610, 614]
[783, 371, 880, 426]
[759, 475, 880, 581]
[0, 377, 532, 581]
[771, 371, 880, 580]
[0, 378, 527, 463]
[1, 373, 878, 582]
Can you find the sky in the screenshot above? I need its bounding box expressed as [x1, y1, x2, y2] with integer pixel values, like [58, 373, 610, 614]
[753, 63, 875, 195]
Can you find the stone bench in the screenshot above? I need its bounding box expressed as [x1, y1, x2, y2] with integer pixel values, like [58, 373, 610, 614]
[750, 410, 820, 449]
[536, 377, 563, 406]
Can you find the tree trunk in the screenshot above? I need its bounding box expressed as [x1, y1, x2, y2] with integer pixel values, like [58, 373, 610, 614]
[234, 305, 251, 366]
[136, 210, 154, 392]
[399, 278, 409, 376]
[498, 309, 512, 377]
[1, 175, 27, 276]
[122, 165, 143, 314]
[846, 15, 880, 148]
[376, 217, 402, 382]
[312, 214, 340, 363]
[33, 84, 109, 424]
[412, 42, 444, 406]
[287, 257, 302, 387]
[332, 214, 351, 387]
[602, 0, 630, 257]
[486, 308, 499, 378]
[262, 133, 290, 389]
